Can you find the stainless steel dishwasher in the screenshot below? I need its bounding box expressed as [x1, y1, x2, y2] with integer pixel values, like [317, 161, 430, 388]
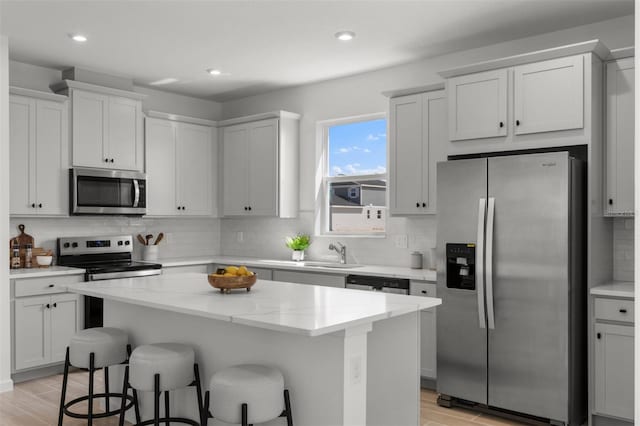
[345, 274, 410, 295]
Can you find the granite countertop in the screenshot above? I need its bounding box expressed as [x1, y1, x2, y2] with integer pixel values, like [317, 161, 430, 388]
[590, 281, 635, 298]
[9, 266, 85, 279]
[159, 256, 438, 281]
[66, 273, 441, 336]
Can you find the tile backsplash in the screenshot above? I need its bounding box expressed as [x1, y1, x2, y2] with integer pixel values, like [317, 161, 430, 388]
[613, 217, 634, 282]
[9, 217, 220, 263]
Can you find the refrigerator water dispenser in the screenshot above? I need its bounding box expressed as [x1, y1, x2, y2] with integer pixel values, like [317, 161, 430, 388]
[445, 243, 476, 290]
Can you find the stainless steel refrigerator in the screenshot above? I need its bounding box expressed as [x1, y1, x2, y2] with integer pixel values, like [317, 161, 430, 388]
[436, 151, 586, 425]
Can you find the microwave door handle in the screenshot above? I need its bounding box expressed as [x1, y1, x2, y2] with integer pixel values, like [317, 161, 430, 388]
[476, 198, 487, 329]
[133, 179, 140, 208]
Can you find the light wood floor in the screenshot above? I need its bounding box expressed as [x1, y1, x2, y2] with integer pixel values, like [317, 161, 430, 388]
[0, 371, 525, 425]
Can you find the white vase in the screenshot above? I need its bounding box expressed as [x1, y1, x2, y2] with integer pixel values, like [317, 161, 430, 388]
[291, 250, 305, 261]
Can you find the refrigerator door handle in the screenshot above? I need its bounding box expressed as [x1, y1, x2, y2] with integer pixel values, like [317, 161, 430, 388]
[476, 198, 487, 329]
[486, 197, 496, 330]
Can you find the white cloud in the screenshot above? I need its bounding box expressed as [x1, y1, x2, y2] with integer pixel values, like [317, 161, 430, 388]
[338, 164, 386, 175]
[366, 134, 379, 141]
[338, 147, 350, 153]
[363, 148, 371, 153]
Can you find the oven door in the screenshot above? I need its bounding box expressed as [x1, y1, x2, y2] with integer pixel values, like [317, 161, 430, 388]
[72, 168, 146, 215]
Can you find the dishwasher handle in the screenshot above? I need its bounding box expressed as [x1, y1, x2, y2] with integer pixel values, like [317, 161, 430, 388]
[346, 284, 376, 291]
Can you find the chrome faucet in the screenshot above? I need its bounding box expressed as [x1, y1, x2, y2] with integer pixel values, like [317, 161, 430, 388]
[329, 242, 347, 264]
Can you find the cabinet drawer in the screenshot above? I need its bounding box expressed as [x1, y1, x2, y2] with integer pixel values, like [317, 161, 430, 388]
[595, 298, 634, 323]
[410, 281, 436, 298]
[14, 274, 83, 298]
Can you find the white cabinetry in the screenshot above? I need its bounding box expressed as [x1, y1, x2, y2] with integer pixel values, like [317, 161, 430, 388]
[604, 57, 634, 216]
[593, 296, 634, 422]
[389, 88, 446, 215]
[272, 270, 345, 288]
[219, 111, 300, 218]
[12, 274, 83, 372]
[53, 80, 144, 171]
[9, 88, 69, 216]
[145, 115, 216, 217]
[410, 281, 437, 380]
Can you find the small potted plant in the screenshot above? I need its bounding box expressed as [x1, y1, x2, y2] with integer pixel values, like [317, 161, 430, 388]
[285, 234, 311, 261]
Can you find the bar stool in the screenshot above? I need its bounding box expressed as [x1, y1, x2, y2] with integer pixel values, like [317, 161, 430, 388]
[58, 327, 136, 426]
[119, 343, 205, 426]
[204, 364, 293, 426]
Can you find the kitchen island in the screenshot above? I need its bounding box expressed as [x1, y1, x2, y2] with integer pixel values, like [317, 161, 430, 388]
[67, 273, 441, 426]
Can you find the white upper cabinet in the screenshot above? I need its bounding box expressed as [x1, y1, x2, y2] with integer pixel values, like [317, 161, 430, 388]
[9, 89, 69, 216]
[447, 69, 507, 141]
[389, 89, 446, 215]
[513, 56, 584, 135]
[220, 112, 300, 218]
[54, 80, 145, 171]
[605, 57, 634, 216]
[145, 116, 216, 217]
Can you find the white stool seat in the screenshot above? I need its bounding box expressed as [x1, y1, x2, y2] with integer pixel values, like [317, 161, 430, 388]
[129, 343, 195, 392]
[210, 364, 284, 424]
[69, 327, 128, 369]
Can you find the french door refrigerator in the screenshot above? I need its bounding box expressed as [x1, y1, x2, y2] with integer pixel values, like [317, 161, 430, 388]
[436, 151, 586, 425]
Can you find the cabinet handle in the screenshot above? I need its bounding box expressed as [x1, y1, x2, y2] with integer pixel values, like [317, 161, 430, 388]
[619, 308, 627, 313]
[110, 158, 114, 163]
[53, 303, 57, 308]
[38, 203, 42, 208]
[104, 158, 109, 163]
[608, 199, 613, 205]
[31, 203, 36, 208]
[499, 121, 504, 128]
[182, 206, 186, 210]
[48, 284, 55, 288]
[596, 332, 601, 339]
[421, 290, 427, 294]
[416, 202, 420, 208]
[248, 206, 252, 211]
[46, 304, 50, 309]
[516, 120, 520, 126]
[422, 202, 426, 208]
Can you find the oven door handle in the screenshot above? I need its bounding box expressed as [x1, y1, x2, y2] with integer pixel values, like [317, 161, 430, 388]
[133, 179, 140, 208]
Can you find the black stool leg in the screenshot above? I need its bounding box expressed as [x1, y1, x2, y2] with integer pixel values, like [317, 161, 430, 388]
[118, 365, 130, 426]
[164, 391, 170, 426]
[132, 388, 141, 424]
[284, 389, 293, 426]
[154, 373, 161, 426]
[88, 352, 95, 426]
[241, 403, 248, 426]
[104, 366, 110, 414]
[193, 363, 205, 425]
[57, 347, 70, 426]
[203, 390, 210, 425]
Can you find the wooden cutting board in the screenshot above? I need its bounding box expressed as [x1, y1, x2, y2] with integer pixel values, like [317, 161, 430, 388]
[9, 224, 35, 268]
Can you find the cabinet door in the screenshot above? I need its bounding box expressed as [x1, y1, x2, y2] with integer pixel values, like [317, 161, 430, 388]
[35, 100, 68, 215]
[247, 119, 278, 216]
[389, 94, 423, 215]
[145, 118, 177, 216]
[72, 90, 108, 168]
[108, 96, 143, 171]
[177, 123, 213, 216]
[50, 293, 81, 363]
[423, 91, 447, 214]
[605, 57, 635, 215]
[420, 309, 437, 379]
[222, 125, 250, 216]
[514, 56, 584, 135]
[272, 270, 345, 288]
[14, 295, 51, 370]
[594, 322, 634, 421]
[9, 95, 36, 215]
[448, 69, 507, 141]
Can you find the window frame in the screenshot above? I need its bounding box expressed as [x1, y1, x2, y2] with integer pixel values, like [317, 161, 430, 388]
[315, 112, 388, 237]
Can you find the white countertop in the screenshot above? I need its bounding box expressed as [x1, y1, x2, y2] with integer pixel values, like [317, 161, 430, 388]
[66, 273, 441, 337]
[160, 256, 438, 281]
[9, 266, 85, 279]
[590, 281, 635, 298]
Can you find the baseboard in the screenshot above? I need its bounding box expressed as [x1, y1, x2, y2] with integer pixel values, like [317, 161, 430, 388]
[0, 378, 14, 393]
[420, 377, 436, 390]
[11, 363, 65, 384]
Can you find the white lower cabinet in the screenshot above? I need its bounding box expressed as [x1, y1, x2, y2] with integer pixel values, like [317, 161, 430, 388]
[272, 270, 345, 288]
[593, 297, 634, 422]
[410, 281, 437, 380]
[12, 275, 83, 372]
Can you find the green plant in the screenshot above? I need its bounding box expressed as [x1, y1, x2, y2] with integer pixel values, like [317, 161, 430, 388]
[285, 234, 311, 251]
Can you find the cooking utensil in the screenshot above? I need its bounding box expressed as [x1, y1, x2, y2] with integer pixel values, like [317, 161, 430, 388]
[145, 234, 153, 245]
[154, 233, 164, 245]
[137, 234, 147, 246]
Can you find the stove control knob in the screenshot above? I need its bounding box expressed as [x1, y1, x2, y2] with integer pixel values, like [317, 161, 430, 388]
[118, 241, 123, 246]
[124, 240, 130, 245]
[63, 243, 70, 248]
[71, 242, 78, 248]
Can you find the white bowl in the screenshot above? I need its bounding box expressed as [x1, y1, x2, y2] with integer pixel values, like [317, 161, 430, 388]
[36, 255, 53, 266]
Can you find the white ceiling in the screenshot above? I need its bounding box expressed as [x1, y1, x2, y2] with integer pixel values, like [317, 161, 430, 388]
[0, 0, 634, 102]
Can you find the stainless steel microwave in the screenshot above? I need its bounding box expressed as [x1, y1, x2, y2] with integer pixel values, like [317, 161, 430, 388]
[71, 168, 147, 215]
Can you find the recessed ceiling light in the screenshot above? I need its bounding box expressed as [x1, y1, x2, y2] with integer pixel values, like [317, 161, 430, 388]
[207, 69, 222, 76]
[335, 31, 355, 41]
[69, 34, 88, 43]
[149, 78, 179, 86]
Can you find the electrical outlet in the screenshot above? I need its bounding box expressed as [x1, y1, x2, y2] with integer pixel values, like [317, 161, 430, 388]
[236, 231, 244, 243]
[395, 234, 408, 249]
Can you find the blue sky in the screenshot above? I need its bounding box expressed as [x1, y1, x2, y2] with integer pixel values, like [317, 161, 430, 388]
[328, 118, 387, 176]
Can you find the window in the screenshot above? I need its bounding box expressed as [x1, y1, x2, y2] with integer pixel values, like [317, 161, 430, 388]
[317, 114, 387, 235]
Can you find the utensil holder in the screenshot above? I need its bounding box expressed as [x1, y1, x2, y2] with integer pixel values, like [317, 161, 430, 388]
[143, 245, 159, 261]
